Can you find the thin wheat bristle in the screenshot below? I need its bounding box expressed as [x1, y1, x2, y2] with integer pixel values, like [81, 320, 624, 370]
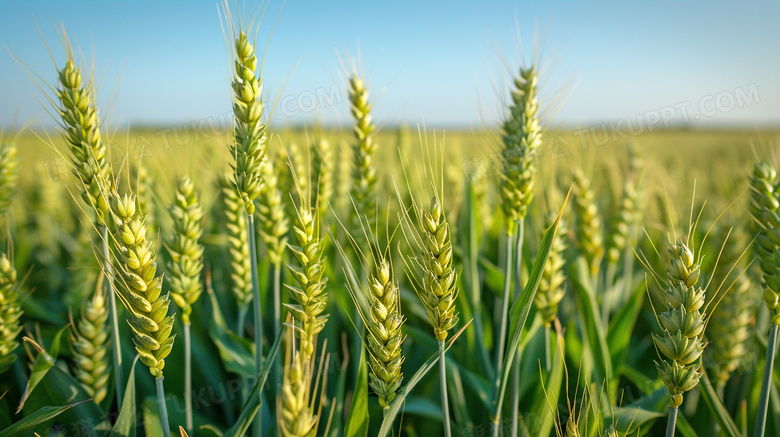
[0, 254, 21, 374]
[230, 31, 268, 215]
[500, 65, 541, 228]
[366, 258, 405, 409]
[110, 193, 175, 378]
[654, 239, 705, 408]
[56, 53, 114, 222]
[165, 177, 205, 325]
[572, 169, 604, 276]
[257, 157, 289, 266]
[69, 280, 111, 404]
[219, 172, 253, 309]
[284, 206, 328, 360]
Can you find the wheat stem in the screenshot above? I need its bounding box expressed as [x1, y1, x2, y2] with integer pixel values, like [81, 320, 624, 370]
[247, 212, 262, 437]
[272, 263, 281, 343]
[439, 340, 452, 437]
[544, 325, 551, 372]
[100, 224, 123, 408]
[666, 407, 678, 437]
[495, 229, 514, 374]
[237, 304, 249, 338]
[156, 376, 172, 437]
[510, 218, 524, 437]
[755, 324, 778, 437]
[184, 322, 193, 436]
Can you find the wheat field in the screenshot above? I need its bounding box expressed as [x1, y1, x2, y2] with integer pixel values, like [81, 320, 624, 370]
[1, 5, 780, 437]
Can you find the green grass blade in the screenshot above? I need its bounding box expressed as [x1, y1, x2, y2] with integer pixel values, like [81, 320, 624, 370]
[699, 370, 742, 437]
[221, 330, 283, 437]
[109, 356, 139, 437]
[0, 400, 89, 437]
[491, 189, 570, 421]
[345, 345, 369, 437]
[378, 322, 470, 437]
[571, 256, 614, 398]
[607, 275, 645, 365]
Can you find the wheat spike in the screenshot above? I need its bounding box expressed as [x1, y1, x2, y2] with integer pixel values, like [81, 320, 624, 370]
[230, 31, 268, 214]
[69, 279, 111, 404]
[284, 206, 328, 360]
[749, 162, 780, 324]
[220, 172, 253, 309]
[348, 74, 378, 228]
[56, 53, 114, 222]
[500, 65, 541, 227]
[572, 169, 604, 276]
[366, 258, 405, 409]
[0, 141, 18, 216]
[278, 327, 319, 437]
[707, 225, 755, 384]
[0, 254, 20, 374]
[412, 196, 459, 341]
[311, 138, 333, 214]
[534, 218, 567, 326]
[256, 157, 288, 266]
[165, 177, 205, 325]
[654, 239, 705, 408]
[110, 193, 175, 378]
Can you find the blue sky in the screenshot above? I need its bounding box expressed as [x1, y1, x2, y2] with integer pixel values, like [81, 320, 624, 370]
[1, 0, 778, 129]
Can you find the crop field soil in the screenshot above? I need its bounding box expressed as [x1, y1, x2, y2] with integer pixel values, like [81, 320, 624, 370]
[1, 3, 779, 437]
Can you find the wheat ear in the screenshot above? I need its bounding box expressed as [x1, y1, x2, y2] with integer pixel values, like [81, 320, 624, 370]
[0, 141, 17, 217]
[348, 74, 378, 229]
[311, 138, 333, 214]
[69, 278, 111, 405]
[285, 205, 328, 362]
[219, 172, 253, 331]
[0, 254, 20, 374]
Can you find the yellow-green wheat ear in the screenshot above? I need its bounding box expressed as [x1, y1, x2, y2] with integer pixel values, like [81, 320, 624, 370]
[534, 218, 567, 326]
[366, 259, 405, 409]
[69, 280, 111, 404]
[311, 138, 333, 214]
[56, 56, 113, 222]
[230, 31, 268, 215]
[219, 172, 253, 308]
[348, 74, 378, 227]
[707, 225, 755, 384]
[749, 162, 780, 325]
[417, 196, 459, 341]
[256, 157, 288, 266]
[653, 239, 705, 407]
[0, 253, 21, 374]
[606, 178, 637, 266]
[572, 169, 604, 276]
[0, 142, 18, 216]
[278, 328, 318, 437]
[110, 193, 175, 378]
[165, 177, 205, 325]
[500, 65, 541, 226]
[284, 206, 328, 361]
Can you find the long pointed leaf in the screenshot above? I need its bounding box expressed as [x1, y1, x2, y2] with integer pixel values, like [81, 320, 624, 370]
[221, 330, 282, 437]
[109, 356, 139, 437]
[344, 345, 368, 437]
[0, 401, 88, 437]
[699, 371, 742, 437]
[492, 189, 570, 419]
[378, 322, 470, 437]
[571, 257, 614, 399]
